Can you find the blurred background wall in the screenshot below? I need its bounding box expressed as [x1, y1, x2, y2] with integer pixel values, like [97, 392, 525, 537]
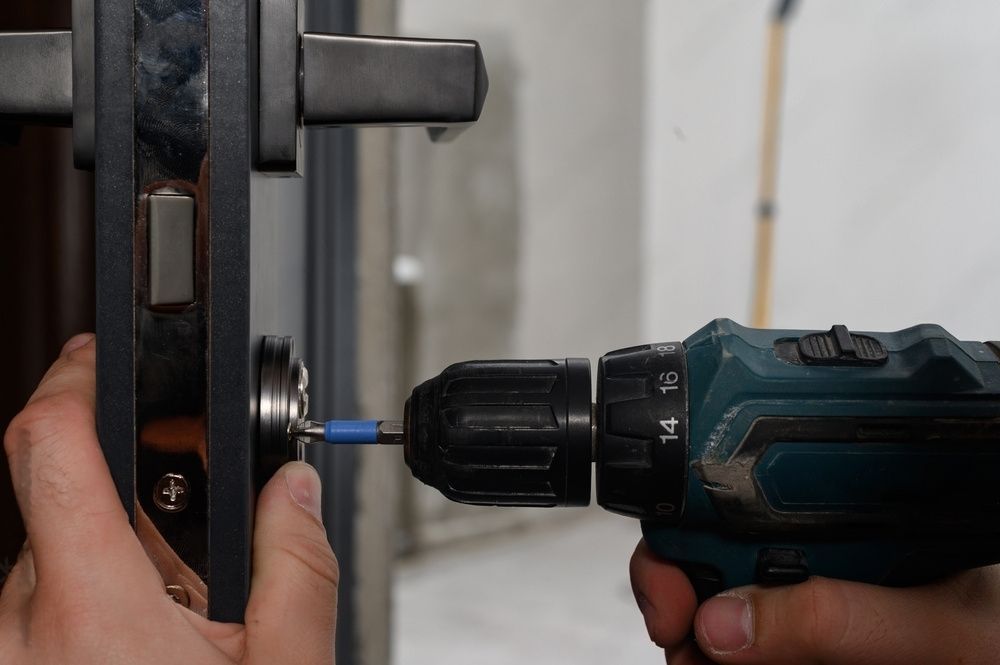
[644, 0, 1000, 339]
[394, 0, 646, 552]
[389, 3, 652, 661]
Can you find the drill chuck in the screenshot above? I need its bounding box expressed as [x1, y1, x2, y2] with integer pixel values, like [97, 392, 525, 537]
[401, 343, 690, 517]
[403, 358, 593, 506]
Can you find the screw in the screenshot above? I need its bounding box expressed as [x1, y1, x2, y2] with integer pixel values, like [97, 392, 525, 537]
[154, 473, 190, 513]
[299, 364, 310, 419]
[166, 584, 190, 607]
[294, 359, 310, 423]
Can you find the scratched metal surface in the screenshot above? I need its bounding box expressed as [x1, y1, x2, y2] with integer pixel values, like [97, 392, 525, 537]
[135, 1, 207, 184]
[133, 0, 211, 616]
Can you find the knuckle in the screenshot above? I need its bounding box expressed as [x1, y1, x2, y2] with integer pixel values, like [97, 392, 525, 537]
[4, 403, 51, 463]
[3, 404, 43, 461]
[3, 395, 93, 510]
[6, 393, 92, 456]
[3, 416, 24, 463]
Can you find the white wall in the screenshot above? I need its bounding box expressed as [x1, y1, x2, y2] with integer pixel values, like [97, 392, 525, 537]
[643, 0, 1000, 341]
[399, 0, 646, 365]
[396, 0, 647, 542]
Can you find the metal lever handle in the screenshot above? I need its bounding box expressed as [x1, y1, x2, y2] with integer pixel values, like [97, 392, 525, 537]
[0, 0, 96, 168]
[301, 34, 487, 133]
[0, 31, 73, 128]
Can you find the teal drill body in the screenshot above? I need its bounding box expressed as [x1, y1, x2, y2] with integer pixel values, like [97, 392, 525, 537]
[399, 318, 1000, 599]
[641, 319, 1000, 597]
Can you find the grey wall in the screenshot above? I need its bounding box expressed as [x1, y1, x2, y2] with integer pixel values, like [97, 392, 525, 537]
[395, 0, 648, 546]
[644, 0, 1000, 340]
[399, 0, 647, 365]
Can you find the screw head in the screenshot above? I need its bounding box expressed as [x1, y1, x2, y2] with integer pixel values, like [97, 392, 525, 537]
[298, 364, 310, 418]
[166, 584, 190, 607]
[293, 358, 309, 422]
[154, 473, 190, 513]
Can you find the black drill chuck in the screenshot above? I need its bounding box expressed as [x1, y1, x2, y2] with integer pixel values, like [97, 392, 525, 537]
[403, 358, 593, 506]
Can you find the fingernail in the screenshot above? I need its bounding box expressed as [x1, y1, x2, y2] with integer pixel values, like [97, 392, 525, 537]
[285, 463, 323, 521]
[699, 593, 753, 654]
[61, 333, 95, 356]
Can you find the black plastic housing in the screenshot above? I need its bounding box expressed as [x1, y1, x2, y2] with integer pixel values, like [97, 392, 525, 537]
[596, 343, 689, 522]
[404, 358, 592, 506]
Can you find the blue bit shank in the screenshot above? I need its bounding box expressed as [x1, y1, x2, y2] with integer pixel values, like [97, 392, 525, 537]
[324, 420, 379, 445]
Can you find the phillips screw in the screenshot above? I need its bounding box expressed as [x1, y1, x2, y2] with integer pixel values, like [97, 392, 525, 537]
[154, 473, 190, 513]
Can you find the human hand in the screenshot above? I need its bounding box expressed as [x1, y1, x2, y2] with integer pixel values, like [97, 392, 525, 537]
[0, 334, 339, 664]
[630, 540, 1000, 664]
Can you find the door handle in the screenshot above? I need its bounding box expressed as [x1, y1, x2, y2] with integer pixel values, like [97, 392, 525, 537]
[258, 0, 489, 172]
[301, 33, 487, 134]
[0, 0, 486, 176]
[0, 0, 95, 168]
[0, 31, 72, 126]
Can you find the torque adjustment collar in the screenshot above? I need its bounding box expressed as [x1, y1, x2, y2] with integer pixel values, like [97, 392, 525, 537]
[597, 343, 689, 523]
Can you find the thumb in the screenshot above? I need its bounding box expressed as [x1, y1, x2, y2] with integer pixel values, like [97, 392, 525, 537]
[245, 462, 338, 665]
[693, 575, 995, 665]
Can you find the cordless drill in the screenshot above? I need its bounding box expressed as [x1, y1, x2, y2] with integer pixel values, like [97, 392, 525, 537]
[299, 319, 1000, 598]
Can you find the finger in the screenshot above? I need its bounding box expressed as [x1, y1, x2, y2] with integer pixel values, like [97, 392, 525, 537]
[27, 334, 98, 406]
[246, 462, 338, 665]
[3, 335, 138, 580]
[693, 574, 997, 664]
[0, 541, 36, 612]
[667, 640, 716, 665]
[630, 540, 698, 650]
